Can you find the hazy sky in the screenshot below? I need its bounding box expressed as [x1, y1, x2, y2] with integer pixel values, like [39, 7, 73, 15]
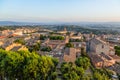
[0, 0, 120, 22]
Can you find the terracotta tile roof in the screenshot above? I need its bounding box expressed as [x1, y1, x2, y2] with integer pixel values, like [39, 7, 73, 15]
[88, 54, 104, 63]
[0, 36, 6, 39]
[99, 53, 113, 60]
[64, 48, 75, 55]
[2, 42, 12, 48]
[109, 55, 120, 59]
[90, 38, 103, 45]
[11, 46, 22, 51]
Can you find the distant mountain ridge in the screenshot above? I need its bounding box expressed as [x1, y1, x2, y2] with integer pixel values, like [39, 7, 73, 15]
[0, 21, 120, 26]
[0, 21, 44, 26]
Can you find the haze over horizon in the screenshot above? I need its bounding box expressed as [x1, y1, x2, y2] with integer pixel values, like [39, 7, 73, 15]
[0, 0, 120, 23]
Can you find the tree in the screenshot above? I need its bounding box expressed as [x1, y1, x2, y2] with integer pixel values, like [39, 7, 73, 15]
[114, 46, 120, 56]
[114, 46, 120, 50]
[28, 42, 41, 52]
[69, 39, 82, 42]
[90, 67, 113, 80]
[118, 74, 120, 80]
[49, 36, 65, 40]
[63, 71, 79, 80]
[61, 62, 84, 80]
[81, 47, 87, 56]
[0, 49, 58, 80]
[52, 58, 59, 68]
[75, 57, 90, 70]
[14, 38, 25, 45]
[81, 75, 92, 80]
[41, 46, 52, 52]
[115, 50, 120, 56]
[50, 72, 58, 80]
[76, 67, 85, 77]
[0, 50, 24, 79]
[93, 71, 110, 80]
[40, 35, 47, 40]
[65, 42, 74, 48]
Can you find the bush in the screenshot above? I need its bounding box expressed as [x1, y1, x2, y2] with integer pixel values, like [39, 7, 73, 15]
[41, 46, 52, 52]
[40, 35, 47, 40]
[14, 39, 25, 45]
[49, 36, 65, 40]
[75, 57, 90, 70]
[114, 46, 120, 56]
[65, 43, 74, 48]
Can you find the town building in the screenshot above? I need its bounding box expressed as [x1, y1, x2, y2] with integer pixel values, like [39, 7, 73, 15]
[88, 53, 115, 68]
[86, 38, 110, 55]
[57, 27, 67, 34]
[63, 48, 77, 63]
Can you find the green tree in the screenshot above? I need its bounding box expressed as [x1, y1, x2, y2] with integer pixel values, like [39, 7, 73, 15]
[50, 72, 58, 80]
[114, 46, 120, 56]
[93, 71, 110, 80]
[0, 49, 58, 80]
[81, 47, 87, 56]
[118, 74, 120, 80]
[69, 39, 82, 42]
[49, 36, 65, 40]
[52, 58, 59, 68]
[0, 50, 24, 79]
[65, 42, 74, 48]
[61, 62, 84, 80]
[76, 67, 85, 77]
[41, 46, 52, 52]
[40, 35, 47, 40]
[28, 42, 41, 52]
[14, 38, 25, 45]
[75, 57, 90, 70]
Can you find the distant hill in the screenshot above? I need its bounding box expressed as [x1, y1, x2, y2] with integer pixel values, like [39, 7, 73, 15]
[0, 21, 120, 26]
[0, 21, 45, 26]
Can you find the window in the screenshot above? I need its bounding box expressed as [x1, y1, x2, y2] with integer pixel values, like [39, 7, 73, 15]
[102, 45, 104, 48]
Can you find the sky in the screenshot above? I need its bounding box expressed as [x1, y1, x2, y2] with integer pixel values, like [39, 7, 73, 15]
[0, 0, 120, 22]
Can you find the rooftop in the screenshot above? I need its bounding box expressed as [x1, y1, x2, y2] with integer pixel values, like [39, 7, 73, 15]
[89, 38, 106, 45]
